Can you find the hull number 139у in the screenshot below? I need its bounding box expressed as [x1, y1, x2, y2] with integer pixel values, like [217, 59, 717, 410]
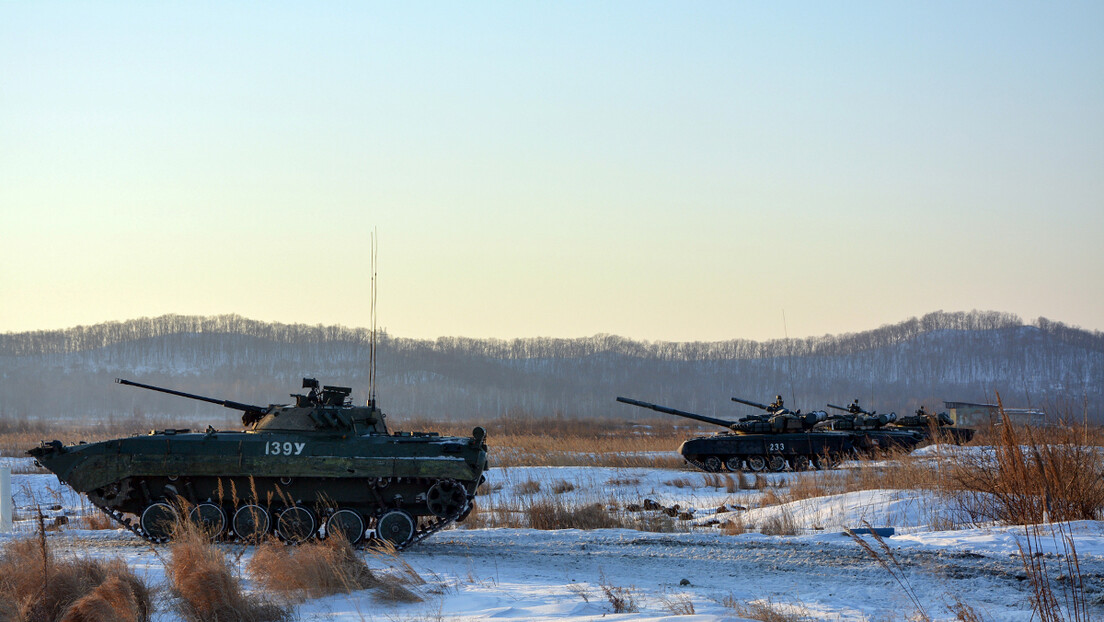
[266, 441, 306, 455]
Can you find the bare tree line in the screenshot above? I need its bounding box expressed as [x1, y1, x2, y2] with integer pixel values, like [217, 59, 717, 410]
[0, 310, 1100, 424]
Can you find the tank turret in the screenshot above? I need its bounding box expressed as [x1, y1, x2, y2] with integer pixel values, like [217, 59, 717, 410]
[116, 377, 387, 434]
[824, 401, 897, 431]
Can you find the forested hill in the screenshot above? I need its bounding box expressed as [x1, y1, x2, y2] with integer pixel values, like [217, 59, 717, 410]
[1, 311, 1101, 422]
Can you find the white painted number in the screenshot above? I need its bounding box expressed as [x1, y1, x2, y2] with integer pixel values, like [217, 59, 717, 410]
[264, 442, 306, 456]
[768, 443, 785, 452]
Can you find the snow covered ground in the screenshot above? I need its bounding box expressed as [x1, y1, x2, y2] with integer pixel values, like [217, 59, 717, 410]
[4, 456, 1104, 621]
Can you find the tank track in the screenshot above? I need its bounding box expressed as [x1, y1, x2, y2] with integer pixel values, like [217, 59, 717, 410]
[683, 455, 836, 473]
[85, 476, 474, 550]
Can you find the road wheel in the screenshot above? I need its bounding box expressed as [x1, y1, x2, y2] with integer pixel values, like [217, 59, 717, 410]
[768, 455, 787, 472]
[276, 507, 316, 544]
[140, 501, 176, 542]
[232, 504, 270, 541]
[188, 503, 226, 538]
[746, 455, 767, 472]
[326, 509, 366, 544]
[791, 455, 812, 471]
[375, 509, 416, 548]
[702, 456, 723, 472]
[724, 456, 744, 472]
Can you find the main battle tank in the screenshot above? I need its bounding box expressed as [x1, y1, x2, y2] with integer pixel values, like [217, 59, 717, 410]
[818, 400, 926, 453]
[891, 406, 975, 444]
[28, 378, 488, 549]
[616, 396, 851, 472]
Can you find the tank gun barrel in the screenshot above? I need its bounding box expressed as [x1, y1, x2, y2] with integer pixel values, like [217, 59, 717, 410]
[115, 378, 269, 415]
[827, 403, 876, 416]
[730, 396, 771, 411]
[616, 397, 734, 429]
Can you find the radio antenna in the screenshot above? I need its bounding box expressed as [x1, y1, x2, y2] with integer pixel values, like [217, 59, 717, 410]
[368, 229, 378, 405]
[783, 309, 796, 405]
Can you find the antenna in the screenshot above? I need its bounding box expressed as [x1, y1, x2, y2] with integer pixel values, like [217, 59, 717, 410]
[782, 309, 796, 406]
[368, 229, 378, 405]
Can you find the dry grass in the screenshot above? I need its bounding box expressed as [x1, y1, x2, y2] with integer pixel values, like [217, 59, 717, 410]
[464, 493, 683, 533]
[405, 416, 692, 468]
[657, 592, 695, 615]
[514, 479, 542, 495]
[598, 571, 639, 614]
[526, 498, 622, 531]
[80, 510, 117, 531]
[166, 518, 288, 622]
[722, 596, 810, 622]
[758, 506, 799, 536]
[944, 402, 1104, 525]
[551, 480, 575, 494]
[0, 524, 152, 622]
[248, 533, 377, 600]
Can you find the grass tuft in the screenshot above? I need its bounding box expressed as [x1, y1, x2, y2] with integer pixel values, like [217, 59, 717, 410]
[167, 516, 288, 622]
[0, 524, 152, 622]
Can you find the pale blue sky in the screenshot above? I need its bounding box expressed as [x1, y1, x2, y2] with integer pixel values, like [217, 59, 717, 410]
[2, 2, 1102, 341]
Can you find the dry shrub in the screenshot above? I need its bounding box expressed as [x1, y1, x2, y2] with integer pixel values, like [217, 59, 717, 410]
[759, 508, 798, 536]
[0, 531, 151, 622]
[737, 471, 751, 490]
[946, 399, 1104, 525]
[167, 518, 288, 622]
[526, 498, 622, 530]
[248, 533, 378, 600]
[551, 480, 576, 494]
[1017, 521, 1088, 622]
[786, 472, 834, 502]
[598, 571, 638, 614]
[664, 477, 695, 489]
[81, 510, 117, 531]
[62, 572, 150, 622]
[723, 597, 809, 622]
[514, 479, 542, 495]
[757, 488, 785, 508]
[657, 592, 695, 615]
[721, 515, 748, 535]
[607, 476, 641, 487]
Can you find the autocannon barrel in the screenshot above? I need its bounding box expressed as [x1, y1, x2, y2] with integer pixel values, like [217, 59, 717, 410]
[115, 378, 269, 415]
[615, 397, 735, 429]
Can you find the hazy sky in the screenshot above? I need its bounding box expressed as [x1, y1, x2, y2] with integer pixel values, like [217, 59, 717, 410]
[2, 2, 1102, 342]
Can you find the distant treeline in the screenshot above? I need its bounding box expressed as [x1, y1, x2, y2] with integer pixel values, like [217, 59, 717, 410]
[0, 310, 1100, 424]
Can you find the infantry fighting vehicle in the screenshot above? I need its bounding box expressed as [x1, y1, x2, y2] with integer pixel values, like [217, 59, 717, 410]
[617, 396, 850, 472]
[29, 378, 488, 549]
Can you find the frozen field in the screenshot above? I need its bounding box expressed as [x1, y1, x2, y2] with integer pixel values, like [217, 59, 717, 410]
[3, 456, 1104, 621]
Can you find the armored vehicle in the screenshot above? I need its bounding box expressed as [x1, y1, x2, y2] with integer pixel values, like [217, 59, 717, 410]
[825, 400, 973, 444]
[617, 396, 852, 472]
[891, 406, 975, 444]
[29, 378, 488, 549]
[819, 400, 926, 453]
